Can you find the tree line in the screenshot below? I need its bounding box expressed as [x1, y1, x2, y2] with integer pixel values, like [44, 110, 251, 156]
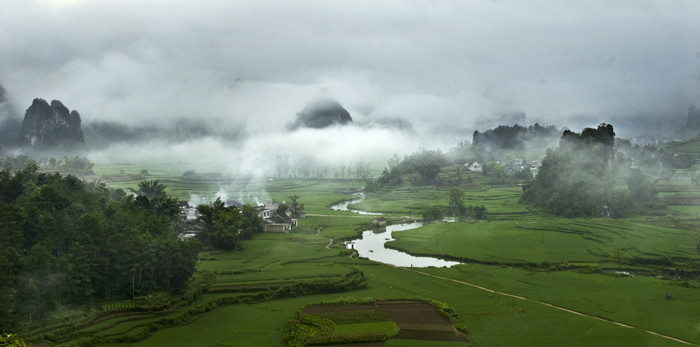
[0, 167, 200, 332]
[521, 124, 658, 218]
[272, 155, 371, 179]
[0, 155, 95, 175]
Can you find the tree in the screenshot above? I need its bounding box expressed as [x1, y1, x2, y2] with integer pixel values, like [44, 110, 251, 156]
[196, 198, 263, 250]
[337, 161, 347, 178]
[239, 205, 265, 239]
[448, 188, 466, 217]
[387, 153, 401, 169]
[354, 159, 371, 178]
[521, 124, 656, 218]
[209, 206, 243, 250]
[276, 203, 289, 214]
[62, 155, 94, 174]
[609, 247, 626, 269]
[296, 156, 316, 178]
[0, 155, 37, 171]
[416, 161, 442, 184]
[0, 167, 201, 329]
[421, 206, 444, 221]
[376, 166, 402, 187]
[466, 205, 487, 220]
[288, 195, 305, 218]
[130, 180, 167, 199]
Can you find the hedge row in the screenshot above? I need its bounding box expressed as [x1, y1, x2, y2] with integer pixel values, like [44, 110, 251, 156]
[29, 271, 217, 345]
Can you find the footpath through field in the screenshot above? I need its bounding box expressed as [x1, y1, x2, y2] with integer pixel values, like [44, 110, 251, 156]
[307, 214, 369, 218]
[401, 267, 698, 346]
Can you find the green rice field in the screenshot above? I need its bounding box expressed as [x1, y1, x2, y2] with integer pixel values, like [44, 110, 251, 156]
[25, 159, 700, 347]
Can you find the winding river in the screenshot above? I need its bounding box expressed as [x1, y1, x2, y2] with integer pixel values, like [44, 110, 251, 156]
[330, 193, 383, 215]
[330, 196, 462, 268]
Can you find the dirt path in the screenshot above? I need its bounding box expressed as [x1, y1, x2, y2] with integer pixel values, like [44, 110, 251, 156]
[326, 238, 333, 249]
[400, 267, 698, 346]
[348, 250, 357, 259]
[307, 214, 371, 218]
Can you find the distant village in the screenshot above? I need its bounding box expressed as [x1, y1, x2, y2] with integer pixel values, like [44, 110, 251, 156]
[178, 199, 300, 239]
[467, 158, 542, 177]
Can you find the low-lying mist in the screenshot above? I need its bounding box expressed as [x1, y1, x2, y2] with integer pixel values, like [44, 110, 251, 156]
[86, 124, 432, 169]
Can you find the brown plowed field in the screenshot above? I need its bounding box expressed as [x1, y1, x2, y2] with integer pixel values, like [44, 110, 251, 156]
[376, 301, 436, 310]
[302, 300, 466, 343]
[380, 310, 452, 326]
[302, 304, 377, 314]
[395, 330, 465, 341]
[377, 301, 452, 326]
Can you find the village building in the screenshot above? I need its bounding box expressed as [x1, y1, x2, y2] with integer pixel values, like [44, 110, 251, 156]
[178, 201, 201, 222]
[177, 219, 207, 240]
[513, 159, 525, 169]
[467, 162, 483, 172]
[253, 200, 299, 233]
[264, 213, 297, 233]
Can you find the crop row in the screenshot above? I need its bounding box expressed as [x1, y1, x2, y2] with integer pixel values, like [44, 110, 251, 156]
[100, 303, 134, 312]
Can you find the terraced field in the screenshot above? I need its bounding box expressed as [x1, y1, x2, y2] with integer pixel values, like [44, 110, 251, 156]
[27, 260, 367, 347]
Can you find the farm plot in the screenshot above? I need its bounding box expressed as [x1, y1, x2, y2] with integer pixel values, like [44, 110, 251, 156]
[287, 300, 466, 346]
[376, 301, 463, 342]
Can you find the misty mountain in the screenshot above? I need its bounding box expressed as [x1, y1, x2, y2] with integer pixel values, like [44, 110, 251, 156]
[20, 98, 85, 149]
[0, 83, 21, 147]
[287, 97, 353, 130]
[355, 117, 416, 133]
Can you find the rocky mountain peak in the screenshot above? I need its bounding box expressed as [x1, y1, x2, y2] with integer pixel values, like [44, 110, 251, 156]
[20, 98, 85, 148]
[288, 96, 353, 130]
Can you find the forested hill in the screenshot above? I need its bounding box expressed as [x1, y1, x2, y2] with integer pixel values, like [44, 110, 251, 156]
[472, 123, 560, 151]
[521, 124, 658, 218]
[0, 166, 201, 332]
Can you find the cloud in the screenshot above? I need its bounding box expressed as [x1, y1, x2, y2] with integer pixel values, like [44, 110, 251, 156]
[0, 0, 698, 144]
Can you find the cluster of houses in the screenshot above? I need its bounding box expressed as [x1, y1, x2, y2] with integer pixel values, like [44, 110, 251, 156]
[177, 198, 300, 239]
[466, 159, 541, 177]
[512, 159, 542, 177]
[254, 199, 299, 233]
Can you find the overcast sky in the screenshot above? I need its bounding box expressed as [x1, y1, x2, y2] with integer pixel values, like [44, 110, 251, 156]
[1, 0, 699, 144]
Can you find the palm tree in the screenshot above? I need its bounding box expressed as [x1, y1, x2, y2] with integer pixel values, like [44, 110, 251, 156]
[130, 180, 166, 199]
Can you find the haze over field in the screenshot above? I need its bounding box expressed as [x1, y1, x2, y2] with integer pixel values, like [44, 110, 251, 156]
[1, 0, 699, 162]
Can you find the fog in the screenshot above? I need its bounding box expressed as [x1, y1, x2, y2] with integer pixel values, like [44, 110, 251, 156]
[1, 0, 699, 162]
